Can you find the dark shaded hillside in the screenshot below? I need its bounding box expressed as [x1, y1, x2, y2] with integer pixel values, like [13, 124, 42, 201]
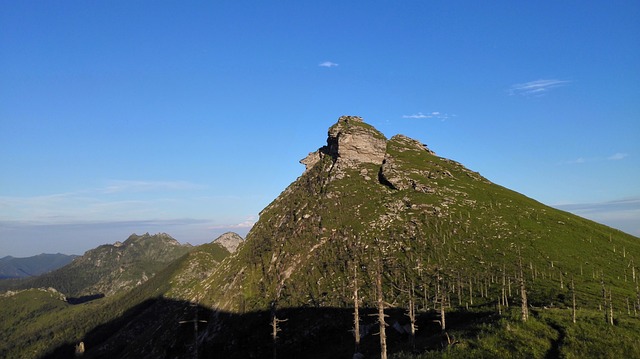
[39, 299, 640, 359]
[42, 298, 480, 359]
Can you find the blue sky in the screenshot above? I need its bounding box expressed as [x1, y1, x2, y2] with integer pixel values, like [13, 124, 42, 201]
[1, 1, 639, 257]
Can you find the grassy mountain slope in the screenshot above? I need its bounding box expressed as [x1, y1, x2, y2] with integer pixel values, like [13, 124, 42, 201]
[198, 116, 639, 357]
[208, 118, 638, 311]
[0, 233, 192, 298]
[0, 237, 233, 359]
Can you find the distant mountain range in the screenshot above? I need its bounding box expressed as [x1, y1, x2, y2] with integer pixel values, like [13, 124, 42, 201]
[0, 232, 194, 298]
[1, 116, 638, 359]
[0, 253, 78, 279]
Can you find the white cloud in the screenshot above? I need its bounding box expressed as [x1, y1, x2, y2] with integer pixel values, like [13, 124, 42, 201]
[319, 61, 339, 68]
[565, 157, 588, 164]
[208, 216, 256, 230]
[102, 180, 205, 194]
[607, 153, 628, 161]
[509, 79, 569, 96]
[0, 179, 207, 224]
[402, 111, 452, 120]
[563, 153, 629, 165]
[553, 197, 640, 236]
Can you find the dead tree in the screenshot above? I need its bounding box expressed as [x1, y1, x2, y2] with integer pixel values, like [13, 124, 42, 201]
[352, 259, 361, 353]
[270, 302, 288, 359]
[571, 276, 577, 323]
[502, 265, 510, 309]
[636, 284, 640, 317]
[608, 289, 614, 326]
[375, 257, 388, 359]
[518, 248, 529, 322]
[406, 280, 418, 348]
[436, 270, 446, 331]
[601, 277, 608, 323]
[179, 300, 208, 359]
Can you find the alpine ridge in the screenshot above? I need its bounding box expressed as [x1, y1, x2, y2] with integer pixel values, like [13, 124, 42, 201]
[196, 115, 639, 358]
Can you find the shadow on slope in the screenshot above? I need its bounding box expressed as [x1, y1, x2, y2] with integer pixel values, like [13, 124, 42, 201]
[43, 297, 497, 359]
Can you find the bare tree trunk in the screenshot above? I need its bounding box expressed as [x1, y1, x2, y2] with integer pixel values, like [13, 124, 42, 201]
[571, 276, 577, 323]
[636, 284, 640, 317]
[437, 273, 446, 331]
[601, 278, 608, 323]
[609, 289, 614, 325]
[423, 284, 428, 311]
[457, 273, 462, 306]
[376, 258, 388, 359]
[440, 293, 446, 330]
[408, 282, 417, 349]
[270, 303, 287, 359]
[353, 261, 360, 352]
[502, 267, 509, 308]
[518, 248, 528, 322]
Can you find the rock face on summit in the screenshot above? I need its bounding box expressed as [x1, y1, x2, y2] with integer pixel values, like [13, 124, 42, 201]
[301, 116, 387, 171]
[214, 232, 243, 253]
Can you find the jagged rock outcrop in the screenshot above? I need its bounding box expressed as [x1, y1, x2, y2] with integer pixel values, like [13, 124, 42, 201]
[214, 232, 244, 253]
[301, 115, 387, 172]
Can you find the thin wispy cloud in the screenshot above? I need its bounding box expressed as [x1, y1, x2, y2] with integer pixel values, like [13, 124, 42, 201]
[208, 216, 256, 230]
[607, 153, 628, 161]
[553, 197, 640, 236]
[563, 153, 630, 165]
[402, 111, 452, 120]
[0, 180, 207, 224]
[318, 61, 339, 68]
[509, 79, 570, 96]
[102, 180, 205, 194]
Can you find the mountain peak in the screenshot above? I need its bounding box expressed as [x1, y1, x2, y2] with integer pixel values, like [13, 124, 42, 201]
[301, 115, 387, 172]
[213, 232, 244, 253]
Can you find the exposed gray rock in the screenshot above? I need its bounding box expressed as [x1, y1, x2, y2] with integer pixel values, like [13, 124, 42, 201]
[214, 232, 244, 253]
[300, 116, 387, 173]
[300, 149, 322, 172]
[328, 116, 387, 166]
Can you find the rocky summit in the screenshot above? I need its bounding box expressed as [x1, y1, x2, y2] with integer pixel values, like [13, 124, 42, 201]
[213, 232, 244, 253]
[301, 115, 387, 171]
